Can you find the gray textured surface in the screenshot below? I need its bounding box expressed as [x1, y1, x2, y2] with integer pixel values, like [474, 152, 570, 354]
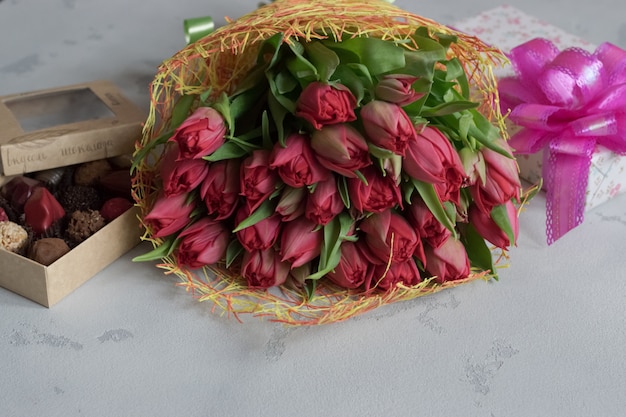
[1, 1, 626, 416]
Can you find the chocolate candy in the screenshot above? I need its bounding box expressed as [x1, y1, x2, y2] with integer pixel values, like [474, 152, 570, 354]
[27, 238, 70, 266]
[98, 169, 132, 199]
[0, 221, 29, 253]
[101, 197, 133, 221]
[1, 176, 42, 210]
[60, 185, 101, 213]
[23, 187, 66, 235]
[74, 159, 112, 186]
[66, 210, 106, 244]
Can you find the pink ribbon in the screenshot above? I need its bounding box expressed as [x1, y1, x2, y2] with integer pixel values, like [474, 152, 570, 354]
[499, 38, 626, 244]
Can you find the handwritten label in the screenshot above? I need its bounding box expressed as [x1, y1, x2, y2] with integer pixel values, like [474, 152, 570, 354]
[3, 148, 48, 168]
[60, 139, 115, 157]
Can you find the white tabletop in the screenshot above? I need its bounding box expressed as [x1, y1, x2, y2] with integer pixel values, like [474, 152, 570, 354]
[1, 1, 625, 416]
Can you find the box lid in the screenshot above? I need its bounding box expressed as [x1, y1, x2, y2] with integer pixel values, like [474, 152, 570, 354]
[0, 80, 145, 177]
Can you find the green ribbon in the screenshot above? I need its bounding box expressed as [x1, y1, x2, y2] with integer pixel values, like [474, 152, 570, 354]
[184, 16, 215, 44]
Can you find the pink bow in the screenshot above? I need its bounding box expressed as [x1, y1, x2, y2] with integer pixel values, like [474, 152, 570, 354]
[499, 38, 626, 244]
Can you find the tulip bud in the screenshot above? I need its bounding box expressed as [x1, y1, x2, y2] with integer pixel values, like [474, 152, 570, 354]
[168, 106, 227, 159]
[326, 241, 374, 289]
[200, 158, 240, 220]
[276, 187, 306, 221]
[295, 82, 357, 130]
[305, 177, 344, 225]
[359, 210, 423, 265]
[405, 197, 451, 249]
[242, 249, 290, 288]
[375, 74, 424, 106]
[240, 150, 280, 212]
[370, 259, 421, 291]
[310, 124, 372, 178]
[161, 146, 209, 197]
[280, 217, 322, 268]
[234, 206, 281, 251]
[348, 166, 403, 213]
[469, 200, 519, 248]
[144, 192, 195, 238]
[270, 133, 331, 187]
[360, 100, 417, 156]
[424, 236, 471, 283]
[176, 218, 229, 268]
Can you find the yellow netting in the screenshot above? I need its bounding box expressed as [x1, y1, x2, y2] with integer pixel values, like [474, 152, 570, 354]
[132, 0, 508, 325]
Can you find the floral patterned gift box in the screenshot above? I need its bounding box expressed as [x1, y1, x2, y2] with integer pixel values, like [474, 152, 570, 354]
[455, 6, 626, 244]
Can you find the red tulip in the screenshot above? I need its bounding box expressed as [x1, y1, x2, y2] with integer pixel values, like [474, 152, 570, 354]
[242, 249, 290, 288]
[200, 159, 240, 220]
[240, 150, 280, 212]
[275, 187, 306, 221]
[403, 126, 466, 201]
[469, 200, 519, 248]
[305, 177, 344, 225]
[370, 259, 422, 291]
[359, 210, 424, 265]
[234, 205, 281, 251]
[348, 166, 402, 213]
[270, 133, 330, 187]
[144, 192, 195, 238]
[295, 82, 357, 129]
[280, 217, 323, 268]
[360, 100, 417, 155]
[374, 74, 424, 106]
[470, 139, 521, 214]
[168, 106, 226, 159]
[175, 218, 229, 268]
[405, 197, 451, 249]
[424, 236, 471, 283]
[160, 146, 209, 197]
[310, 124, 372, 178]
[326, 241, 373, 289]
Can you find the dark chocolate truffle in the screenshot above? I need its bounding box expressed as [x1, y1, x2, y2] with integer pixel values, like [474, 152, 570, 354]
[66, 210, 106, 244]
[74, 159, 112, 186]
[60, 185, 101, 213]
[27, 238, 70, 266]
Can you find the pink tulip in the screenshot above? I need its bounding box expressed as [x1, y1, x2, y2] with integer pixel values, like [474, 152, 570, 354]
[405, 197, 451, 249]
[270, 133, 330, 187]
[424, 236, 471, 283]
[375, 74, 424, 106]
[469, 200, 519, 248]
[234, 205, 281, 251]
[348, 166, 402, 213]
[310, 124, 372, 178]
[144, 192, 195, 238]
[359, 210, 424, 265]
[370, 259, 422, 291]
[280, 217, 323, 268]
[470, 139, 521, 214]
[242, 249, 290, 288]
[240, 150, 280, 212]
[326, 241, 373, 289]
[175, 218, 229, 268]
[305, 177, 344, 225]
[160, 146, 209, 197]
[403, 126, 466, 201]
[275, 187, 306, 221]
[200, 159, 240, 220]
[295, 82, 357, 130]
[168, 107, 226, 159]
[360, 100, 417, 155]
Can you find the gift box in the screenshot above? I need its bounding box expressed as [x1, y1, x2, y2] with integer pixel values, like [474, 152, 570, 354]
[0, 81, 143, 307]
[455, 6, 626, 243]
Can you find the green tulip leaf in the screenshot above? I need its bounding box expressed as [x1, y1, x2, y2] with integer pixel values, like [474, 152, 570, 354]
[170, 94, 196, 129]
[304, 41, 340, 82]
[490, 203, 516, 246]
[421, 100, 478, 117]
[131, 128, 174, 173]
[212, 93, 234, 134]
[225, 239, 244, 268]
[323, 36, 406, 76]
[330, 64, 366, 105]
[412, 179, 457, 238]
[267, 92, 289, 147]
[337, 176, 351, 209]
[460, 223, 497, 279]
[232, 199, 276, 232]
[307, 213, 353, 280]
[132, 237, 179, 263]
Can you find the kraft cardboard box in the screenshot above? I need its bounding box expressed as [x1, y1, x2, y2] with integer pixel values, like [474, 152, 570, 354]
[454, 6, 626, 212]
[0, 81, 144, 307]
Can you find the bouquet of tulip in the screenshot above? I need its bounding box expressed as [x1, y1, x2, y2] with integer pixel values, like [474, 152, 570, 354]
[132, 0, 522, 325]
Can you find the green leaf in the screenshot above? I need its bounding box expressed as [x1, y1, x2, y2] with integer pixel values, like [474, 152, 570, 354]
[286, 43, 319, 85]
[307, 213, 353, 280]
[421, 100, 478, 117]
[330, 64, 367, 105]
[323, 36, 406, 75]
[257, 33, 285, 70]
[304, 41, 340, 82]
[412, 179, 457, 238]
[337, 176, 351, 209]
[170, 94, 196, 128]
[225, 239, 244, 268]
[274, 70, 299, 95]
[132, 237, 179, 262]
[232, 199, 276, 232]
[304, 279, 317, 300]
[460, 223, 497, 279]
[490, 204, 516, 246]
[261, 110, 273, 150]
[267, 92, 289, 147]
[445, 58, 470, 98]
[131, 128, 174, 173]
[367, 143, 396, 159]
[203, 141, 250, 162]
[212, 93, 233, 134]
[267, 69, 297, 114]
